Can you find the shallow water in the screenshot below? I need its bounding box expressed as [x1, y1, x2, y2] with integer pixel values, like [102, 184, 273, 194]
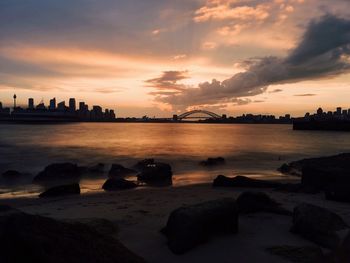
[1, 123, 350, 197]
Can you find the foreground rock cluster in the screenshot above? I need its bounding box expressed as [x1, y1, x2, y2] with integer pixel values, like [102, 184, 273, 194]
[1, 159, 174, 197]
[2, 153, 350, 262]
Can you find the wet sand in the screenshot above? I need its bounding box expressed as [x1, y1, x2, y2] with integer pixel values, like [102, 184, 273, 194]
[1, 183, 350, 263]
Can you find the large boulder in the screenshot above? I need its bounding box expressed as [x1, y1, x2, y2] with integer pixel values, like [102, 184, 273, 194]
[33, 163, 81, 183]
[199, 157, 225, 166]
[278, 153, 350, 177]
[279, 153, 350, 193]
[162, 198, 238, 254]
[102, 178, 137, 191]
[108, 164, 136, 177]
[301, 164, 350, 193]
[290, 203, 349, 249]
[325, 183, 350, 203]
[39, 183, 81, 198]
[237, 191, 291, 215]
[137, 162, 172, 185]
[213, 175, 281, 188]
[1, 170, 23, 180]
[278, 163, 301, 176]
[134, 159, 155, 170]
[301, 165, 335, 192]
[0, 207, 145, 263]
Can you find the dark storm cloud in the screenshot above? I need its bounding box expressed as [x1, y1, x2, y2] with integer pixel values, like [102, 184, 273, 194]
[287, 15, 350, 64]
[145, 71, 189, 92]
[158, 15, 350, 107]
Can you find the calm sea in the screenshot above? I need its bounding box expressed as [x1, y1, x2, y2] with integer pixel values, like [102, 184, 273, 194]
[1, 123, 350, 197]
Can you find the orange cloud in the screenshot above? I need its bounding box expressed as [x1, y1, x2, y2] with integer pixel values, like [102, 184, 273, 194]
[194, 4, 270, 23]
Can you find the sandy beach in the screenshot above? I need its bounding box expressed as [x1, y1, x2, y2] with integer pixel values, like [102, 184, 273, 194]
[2, 182, 350, 263]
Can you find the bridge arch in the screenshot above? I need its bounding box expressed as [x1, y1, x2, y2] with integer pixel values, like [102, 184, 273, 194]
[176, 110, 221, 120]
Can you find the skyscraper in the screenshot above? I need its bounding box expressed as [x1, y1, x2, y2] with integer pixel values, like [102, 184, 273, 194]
[69, 98, 76, 112]
[49, 98, 56, 110]
[57, 101, 66, 111]
[79, 102, 85, 111]
[337, 107, 342, 115]
[28, 98, 34, 109]
[109, 110, 115, 119]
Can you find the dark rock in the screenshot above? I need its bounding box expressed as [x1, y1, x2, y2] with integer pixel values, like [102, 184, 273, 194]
[302, 164, 350, 192]
[39, 183, 81, 198]
[109, 164, 136, 177]
[237, 191, 291, 215]
[290, 203, 349, 249]
[77, 166, 88, 174]
[162, 198, 238, 254]
[278, 163, 302, 176]
[325, 183, 350, 202]
[137, 162, 172, 185]
[213, 175, 281, 188]
[2, 170, 22, 180]
[33, 163, 81, 183]
[88, 163, 105, 174]
[0, 209, 145, 263]
[301, 165, 332, 192]
[279, 153, 350, 178]
[102, 178, 137, 191]
[134, 159, 155, 170]
[199, 157, 225, 166]
[281, 153, 350, 192]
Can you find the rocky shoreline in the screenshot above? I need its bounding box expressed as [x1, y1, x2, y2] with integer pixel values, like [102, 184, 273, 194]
[1, 154, 350, 262]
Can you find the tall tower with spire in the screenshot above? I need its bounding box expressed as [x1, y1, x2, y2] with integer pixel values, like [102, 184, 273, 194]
[13, 94, 17, 108]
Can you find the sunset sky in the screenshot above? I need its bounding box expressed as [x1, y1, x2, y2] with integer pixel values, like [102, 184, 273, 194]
[1, 0, 350, 117]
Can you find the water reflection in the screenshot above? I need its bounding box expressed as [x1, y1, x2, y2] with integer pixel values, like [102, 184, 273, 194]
[1, 123, 350, 197]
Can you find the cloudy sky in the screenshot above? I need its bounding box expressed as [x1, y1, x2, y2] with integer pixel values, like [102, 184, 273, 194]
[1, 0, 350, 117]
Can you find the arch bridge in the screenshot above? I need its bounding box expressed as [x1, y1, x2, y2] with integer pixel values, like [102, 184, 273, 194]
[175, 110, 222, 120]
